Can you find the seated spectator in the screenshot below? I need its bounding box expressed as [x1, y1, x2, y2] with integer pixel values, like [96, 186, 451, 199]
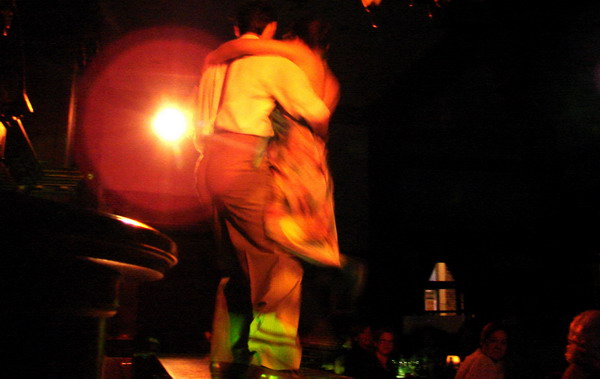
[455, 321, 508, 379]
[351, 327, 398, 379]
[562, 310, 600, 379]
[337, 322, 373, 376]
[350, 323, 374, 353]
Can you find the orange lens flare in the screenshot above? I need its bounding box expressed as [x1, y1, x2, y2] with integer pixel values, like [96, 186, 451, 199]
[152, 106, 189, 143]
[73, 26, 220, 226]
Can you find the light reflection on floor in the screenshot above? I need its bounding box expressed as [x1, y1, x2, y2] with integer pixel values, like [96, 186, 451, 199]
[158, 355, 212, 379]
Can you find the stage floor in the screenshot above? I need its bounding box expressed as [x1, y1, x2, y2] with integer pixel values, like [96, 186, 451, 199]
[158, 355, 351, 379]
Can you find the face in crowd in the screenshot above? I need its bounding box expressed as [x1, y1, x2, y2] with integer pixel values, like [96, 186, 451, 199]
[374, 331, 395, 357]
[482, 329, 508, 362]
[355, 326, 373, 350]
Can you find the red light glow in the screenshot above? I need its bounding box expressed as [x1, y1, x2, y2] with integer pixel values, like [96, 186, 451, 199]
[74, 26, 220, 227]
[152, 106, 189, 143]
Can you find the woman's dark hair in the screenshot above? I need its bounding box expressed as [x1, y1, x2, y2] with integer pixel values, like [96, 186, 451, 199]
[287, 16, 333, 51]
[480, 321, 507, 345]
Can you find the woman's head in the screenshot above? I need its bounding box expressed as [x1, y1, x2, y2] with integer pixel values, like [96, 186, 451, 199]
[290, 17, 332, 51]
[565, 310, 600, 371]
[480, 322, 508, 362]
[280, 14, 333, 55]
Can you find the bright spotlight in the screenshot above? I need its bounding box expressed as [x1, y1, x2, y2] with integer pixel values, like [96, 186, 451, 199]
[152, 107, 188, 142]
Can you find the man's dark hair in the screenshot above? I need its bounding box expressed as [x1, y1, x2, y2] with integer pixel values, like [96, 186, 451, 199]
[235, 0, 277, 35]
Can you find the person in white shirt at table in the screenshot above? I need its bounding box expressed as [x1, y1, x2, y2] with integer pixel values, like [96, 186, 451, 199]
[456, 322, 508, 379]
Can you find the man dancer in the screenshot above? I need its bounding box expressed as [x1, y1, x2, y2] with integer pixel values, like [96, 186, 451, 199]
[194, 1, 331, 378]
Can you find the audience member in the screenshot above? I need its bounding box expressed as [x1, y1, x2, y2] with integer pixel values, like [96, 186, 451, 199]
[455, 321, 508, 379]
[335, 322, 373, 376]
[351, 323, 374, 352]
[562, 310, 600, 379]
[350, 327, 398, 379]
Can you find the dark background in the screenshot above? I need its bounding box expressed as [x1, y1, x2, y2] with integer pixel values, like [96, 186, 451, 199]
[4, 0, 600, 376]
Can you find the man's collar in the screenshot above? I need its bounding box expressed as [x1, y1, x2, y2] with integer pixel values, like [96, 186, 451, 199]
[240, 33, 260, 40]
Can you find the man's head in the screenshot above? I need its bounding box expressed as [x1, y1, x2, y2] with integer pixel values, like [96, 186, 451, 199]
[234, 0, 277, 39]
[352, 324, 372, 350]
[373, 329, 395, 357]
